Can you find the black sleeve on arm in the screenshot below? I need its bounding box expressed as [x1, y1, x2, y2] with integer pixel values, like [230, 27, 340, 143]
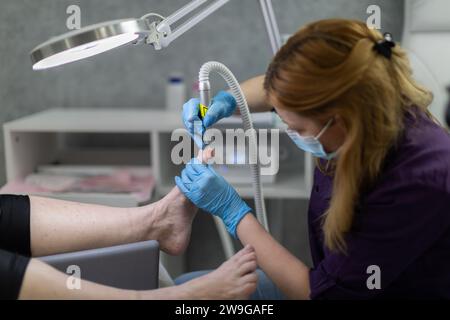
[0, 195, 32, 299]
[0, 195, 31, 256]
[0, 249, 30, 300]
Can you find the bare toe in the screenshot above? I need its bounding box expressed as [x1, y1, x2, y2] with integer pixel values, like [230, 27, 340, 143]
[241, 272, 259, 285]
[239, 260, 258, 275]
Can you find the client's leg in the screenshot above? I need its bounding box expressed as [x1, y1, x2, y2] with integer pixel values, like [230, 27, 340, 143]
[30, 186, 197, 256]
[30, 148, 214, 257]
[19, 245, 257, 299]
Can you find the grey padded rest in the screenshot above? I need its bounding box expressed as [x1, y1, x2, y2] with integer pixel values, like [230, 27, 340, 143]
[39, 240, 159, 290]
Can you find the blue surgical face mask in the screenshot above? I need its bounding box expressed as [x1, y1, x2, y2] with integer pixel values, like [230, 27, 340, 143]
[286, 119, 337, 160]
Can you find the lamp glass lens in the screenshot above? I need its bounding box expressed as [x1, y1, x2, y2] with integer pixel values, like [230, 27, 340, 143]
[32, 32, 139, 70]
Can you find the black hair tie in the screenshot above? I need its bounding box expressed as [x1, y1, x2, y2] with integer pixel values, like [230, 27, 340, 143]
[373, 32, 395, 59]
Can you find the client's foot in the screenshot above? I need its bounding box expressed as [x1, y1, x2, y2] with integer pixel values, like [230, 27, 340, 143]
[183, 245, 259, 299]
[150, 147, 215, 255]
[153, 186, 198, 256]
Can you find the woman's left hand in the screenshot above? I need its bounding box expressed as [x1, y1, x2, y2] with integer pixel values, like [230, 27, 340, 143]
[175, 159, 251, 238]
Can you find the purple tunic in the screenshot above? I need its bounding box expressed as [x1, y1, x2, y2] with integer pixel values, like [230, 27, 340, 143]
[308, 111, 450, 299]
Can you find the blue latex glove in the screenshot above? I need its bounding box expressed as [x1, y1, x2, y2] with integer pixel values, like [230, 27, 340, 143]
[182, 91, 237, 148]
[203, 90, 237, 128]
[175, 159, 251, 238]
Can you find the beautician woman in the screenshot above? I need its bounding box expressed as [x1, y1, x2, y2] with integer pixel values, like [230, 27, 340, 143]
[176, 19, 450, 299]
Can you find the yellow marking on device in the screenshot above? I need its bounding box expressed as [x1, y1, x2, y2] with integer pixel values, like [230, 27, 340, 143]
[199, 104, 208, 119]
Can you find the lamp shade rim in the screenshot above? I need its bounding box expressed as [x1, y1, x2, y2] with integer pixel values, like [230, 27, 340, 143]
[30, 18, 149, 70]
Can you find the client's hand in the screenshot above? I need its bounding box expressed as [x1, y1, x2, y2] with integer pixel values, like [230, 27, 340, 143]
[175, 151, 251, 238]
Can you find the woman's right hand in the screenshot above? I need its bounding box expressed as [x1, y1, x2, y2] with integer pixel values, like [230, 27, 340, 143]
[182, 91, 237, 147]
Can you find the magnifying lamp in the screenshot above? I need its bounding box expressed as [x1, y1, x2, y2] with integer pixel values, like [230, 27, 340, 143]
[30, 0, 282, 70]
[31, 19, 149, 70]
